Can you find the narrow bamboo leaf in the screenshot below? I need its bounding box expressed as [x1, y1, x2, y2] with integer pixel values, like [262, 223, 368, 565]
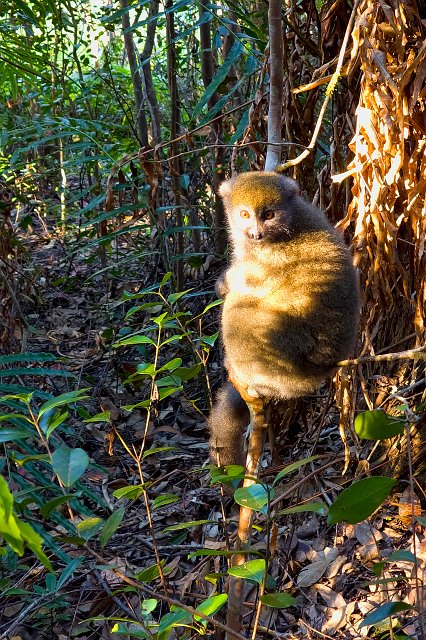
[51, 447, 90, 487]
[40, 494, 76, 519]
[327, 477, 396, 525]
[0, 426, 34, 443]
[276, 502, 327, 516]
[0, 352, 57, 364]
[359, 601, 413, 628]
[112, 335, 155, 347]
[193, 40, 243, 119]
[38, 389, 90, 418]
[84, 411, 111, 423]
[167, 289, 193, 304]
[273, 456, 319, 484]
[0, 368, 74, 378]
[163, 519, 215, 532]
[57, 556, 84, 589]
[228, 559, 266, 585]
[189, 548, 261, 559]
[260, 593, 297, 608]
[100, 507, 125, 548]
[135, 560, 165, 583]
[355, 410, 405, 440]
[143, 446, 179, 458]
[151, 494, 180, 510]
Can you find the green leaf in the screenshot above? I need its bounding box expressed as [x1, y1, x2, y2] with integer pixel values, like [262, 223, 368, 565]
[167, 289, 192, 304]
[51, 447, 90, 487]
[193, 40, 243, 119]
[276, 502, 327, 516]
[112, 335, 155, 347]
[0, 368, 74, 378]
[143, 446, 179, 458]
[15, 519, 53, 572]
[188, 549, 261, 559]
[151, 494, 180, 510]
[0, 352, 57, 365]
[57, 557, 84, 589]
[327, 477, 396, 525]
[113, 485, 146, 500]
[228, 559, 266, 585]
[38, 389, 90, 418]
[234, 484, 272, 511]
[359, 601, 413, 628]
[194, 593, 227, 623]
[157, 608, 192, 635]
[0, 426, 34, 443]
[273, 456, 319, 484]
[163, 519, 215, 532]
[260, 592, 297, 608]
[355, 410, 405, 440]
[100, 508, 125, 548]
[84, 411, 111, 423]
[76, 517, 104, 540]
[387, 550, 416, 563]
[40, 494, 76, 519]
[135, 561, 165, 583]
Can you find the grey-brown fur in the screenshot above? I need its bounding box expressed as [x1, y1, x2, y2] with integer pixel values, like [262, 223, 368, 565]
[209, 171, 359, 466]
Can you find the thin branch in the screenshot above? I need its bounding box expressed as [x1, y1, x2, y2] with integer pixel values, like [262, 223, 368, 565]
[338, 346, 426, 367]
[278, 0, 361, 171]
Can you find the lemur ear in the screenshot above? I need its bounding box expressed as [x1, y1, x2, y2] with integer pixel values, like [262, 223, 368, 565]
[218, 179, 235, 198]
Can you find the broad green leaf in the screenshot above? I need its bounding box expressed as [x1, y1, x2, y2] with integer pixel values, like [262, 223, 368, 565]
[355, 410, 405, 440]
[141, 598, 158, 615]
[151, 494, 180, 510]
[387, 550, 416, 563]
[200, 332, 219, 347]
[260, 592, 297, 608]
[359, 601, 413, 628]
[76, 517, 104, 540]
[38, 389, 90, 418]
[135, 561, 165, 583]
[163, 519, 215, 532]
[327, 477, 396, 525]
[228, 559, 266, 585]
[15, 520, 53, 572]
[234, 484, 272, 511]
[194, 593, 227, 623]
[157, 607, 191, 635]
[276, 502, 327, 516]
[113, 485, 146, 500]
[273, 456, 319, 484]
[100, 507, 125, 548]
[51, 447, 90, 487]
[157, 358, 183, 373]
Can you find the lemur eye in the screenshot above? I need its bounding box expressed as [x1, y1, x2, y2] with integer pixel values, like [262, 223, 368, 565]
[264, 210, 275, 220]
[240, 210, 250, 219]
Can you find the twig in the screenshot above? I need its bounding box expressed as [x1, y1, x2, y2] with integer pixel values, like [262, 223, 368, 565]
[338, 346, 426, 367]
[0, 594, 51, 639]
[83, 543, 248, 640]
[278, 0, 361, 170]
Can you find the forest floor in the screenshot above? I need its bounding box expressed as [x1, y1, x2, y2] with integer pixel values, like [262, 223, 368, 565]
[1, 217, 425, 640]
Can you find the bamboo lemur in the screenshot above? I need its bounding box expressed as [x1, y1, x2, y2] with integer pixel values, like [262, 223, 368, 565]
[209, 171, 359, 466]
